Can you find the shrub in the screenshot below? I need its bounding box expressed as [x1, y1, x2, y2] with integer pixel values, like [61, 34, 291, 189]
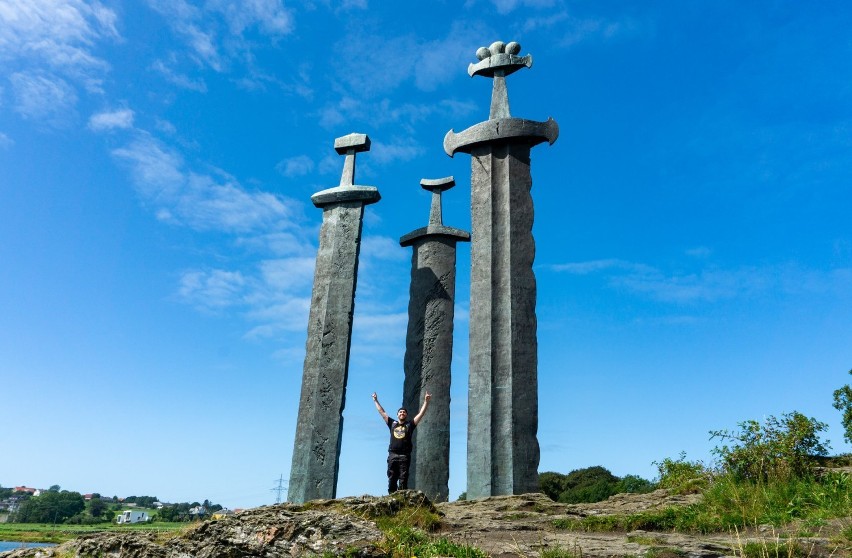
[654, 452, 710, 494]
[710, 412, 829, 482]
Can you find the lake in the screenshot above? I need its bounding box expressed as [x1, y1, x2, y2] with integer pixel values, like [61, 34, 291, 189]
[0, 541, 56, 551]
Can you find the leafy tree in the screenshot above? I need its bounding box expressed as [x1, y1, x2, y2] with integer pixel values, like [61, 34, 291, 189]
[710, 411, 829, 482]
[89, 497, 107, 518]
[539, 466, 652, 504]
[616, 474, 655, 494]
[48, 485, 61, 492]
[538, 472, 567, 501]
[833, 369, 852, 445]
[13, 491, 85, 523]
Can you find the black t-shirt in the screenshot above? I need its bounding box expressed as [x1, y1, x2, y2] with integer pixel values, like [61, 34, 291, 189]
[386, 417, 416, 455]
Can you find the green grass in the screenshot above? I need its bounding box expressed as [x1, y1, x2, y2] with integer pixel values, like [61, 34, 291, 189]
[553, 471, 852, 535]
[379, 525, 487, 558]
[0, 521, 188, 543]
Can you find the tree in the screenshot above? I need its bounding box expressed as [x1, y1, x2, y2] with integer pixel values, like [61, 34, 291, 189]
[13, 491, 85, 523]
[89, 498, 107, 518]
[833, 369, 852, 444]
[538, 466, 652, 504]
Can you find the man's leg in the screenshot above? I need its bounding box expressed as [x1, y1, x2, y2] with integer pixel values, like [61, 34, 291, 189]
[398, 455, 410, 490]
[387, 454, 399, 493]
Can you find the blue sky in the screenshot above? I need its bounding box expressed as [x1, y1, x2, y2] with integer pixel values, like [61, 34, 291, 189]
[1, 0, 850, 510]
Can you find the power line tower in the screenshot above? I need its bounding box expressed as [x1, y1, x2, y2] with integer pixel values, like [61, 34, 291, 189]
[271, 474, 288, 504]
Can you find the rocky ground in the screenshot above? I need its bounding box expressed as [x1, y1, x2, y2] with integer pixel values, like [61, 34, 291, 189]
[2, 490, 849, 558]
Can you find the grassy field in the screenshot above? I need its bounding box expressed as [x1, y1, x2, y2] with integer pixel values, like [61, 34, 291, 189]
[0, 521, 189, 544]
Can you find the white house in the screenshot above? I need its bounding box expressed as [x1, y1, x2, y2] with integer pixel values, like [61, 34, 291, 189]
[116, 510, 149, 524]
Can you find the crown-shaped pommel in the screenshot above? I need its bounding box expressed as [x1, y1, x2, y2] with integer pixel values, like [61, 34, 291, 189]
[468, 41, 532, 78]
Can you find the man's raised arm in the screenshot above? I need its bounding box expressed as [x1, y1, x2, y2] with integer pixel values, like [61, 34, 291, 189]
[372, 392, 389, 422]
[413, 391, 431, 425]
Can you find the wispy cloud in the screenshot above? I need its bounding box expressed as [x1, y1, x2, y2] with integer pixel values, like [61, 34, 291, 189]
[0, 131, 13, 148]
[111, 134, 302, 233]
[151, 58, 208, 92]
[88, 108, 134, 131]
[0, 0, 119, 101]
[145, 0, 294, 75]
[370, 138, 425, 165]
[552, 258, 771, 303]
[276, 154, 315, 178]
[550, 257, 852, 304]
[9, 72, 78, 123]
[550, 258, 654, 275]
[331, 21, 484, 98]
[178, 269, 247, 311]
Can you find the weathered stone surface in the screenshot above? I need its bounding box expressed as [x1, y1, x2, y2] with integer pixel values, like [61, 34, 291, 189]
[1, 504, 386, 558]
[400, 177, 469, 503]
[3, 490, 848, 558]
[289, 133, 380, 503]
[447, 41, 557, 499]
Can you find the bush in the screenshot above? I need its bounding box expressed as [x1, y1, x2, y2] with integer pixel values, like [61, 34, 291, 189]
[710, 412, 829, 482]
[654, 452, 710, 494]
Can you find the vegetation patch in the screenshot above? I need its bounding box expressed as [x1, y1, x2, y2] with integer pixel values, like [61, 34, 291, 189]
[539, 543, 584, 558]
[379, 525, 487, 558]
[540, 466, 654, 504]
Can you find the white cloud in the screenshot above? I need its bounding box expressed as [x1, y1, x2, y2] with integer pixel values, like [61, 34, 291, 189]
[206, 0, 293, 36]
[178, 269, 247, 311]
[370, 139, 424, 165]
[145, 0, 294, 74]
[0, 0, 119, 94]
[361, 236, 408, 262]
[550, 258, 653, 275]
[331, 21, 483, 98]
[88, 108, 134, 131]
[0, 131, 13, 148]
[257, 257, 316, 293]
[490, 0, 555, 14]
[550, 258, 852, 305]
[151, 59, 208, 92]
[236, 232, 316, 257]
[9, 71, 77, 122]
[550, 258, 762, 302]
[276, 155, 315, 178]
[112, 134, 302, 233]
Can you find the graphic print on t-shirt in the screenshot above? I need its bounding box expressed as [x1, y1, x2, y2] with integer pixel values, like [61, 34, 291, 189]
[393, 423, 408, 439]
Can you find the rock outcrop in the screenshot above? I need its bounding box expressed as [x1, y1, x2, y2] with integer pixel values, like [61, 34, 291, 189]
[1, 490, 846, 558]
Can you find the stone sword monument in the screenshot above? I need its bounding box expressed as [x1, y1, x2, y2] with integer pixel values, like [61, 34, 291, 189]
[288, 133, 380, 503]
[399, 177, 470, 503]
[444, 41, 559, 498]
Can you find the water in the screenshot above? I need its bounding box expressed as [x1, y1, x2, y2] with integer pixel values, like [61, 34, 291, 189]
[0, 541, 56, 552]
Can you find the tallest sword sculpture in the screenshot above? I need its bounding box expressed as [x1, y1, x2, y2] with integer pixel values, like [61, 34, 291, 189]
[444, 41, 558, 498]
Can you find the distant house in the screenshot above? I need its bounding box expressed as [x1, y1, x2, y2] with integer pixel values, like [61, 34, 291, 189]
[117, 510, 149, 524]
[153, 501, 165, 510]
[188, 506, 207, 519]
[13, 487, 37, 495]
[211, 509, 234, 520]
